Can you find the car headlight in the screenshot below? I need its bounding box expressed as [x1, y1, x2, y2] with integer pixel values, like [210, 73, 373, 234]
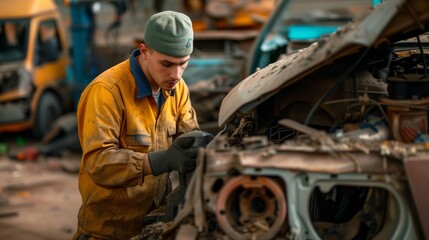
[0, 66, 32, 94]
[0, 70, 19, 93]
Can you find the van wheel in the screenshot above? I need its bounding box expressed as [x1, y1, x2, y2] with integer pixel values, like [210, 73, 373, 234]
[33, 92, 62, 139]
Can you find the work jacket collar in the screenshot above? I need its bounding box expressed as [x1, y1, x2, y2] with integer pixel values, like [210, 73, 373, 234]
[130, 49, 175, 99]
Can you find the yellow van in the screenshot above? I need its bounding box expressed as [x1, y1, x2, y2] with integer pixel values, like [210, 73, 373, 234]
[0, 0, 72, 138]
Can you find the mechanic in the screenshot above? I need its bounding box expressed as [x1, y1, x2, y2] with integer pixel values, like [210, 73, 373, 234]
[73, 11, 199, 240]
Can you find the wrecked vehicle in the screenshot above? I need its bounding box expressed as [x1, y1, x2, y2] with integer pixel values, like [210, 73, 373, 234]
[134, 0, 429, 239]
[0, 0, 73, 138]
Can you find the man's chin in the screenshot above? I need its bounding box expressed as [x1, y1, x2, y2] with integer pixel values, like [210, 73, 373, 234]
[163, 84, 177, 91]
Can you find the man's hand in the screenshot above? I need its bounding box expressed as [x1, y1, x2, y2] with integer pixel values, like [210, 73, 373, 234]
[148, 137, 198, 176]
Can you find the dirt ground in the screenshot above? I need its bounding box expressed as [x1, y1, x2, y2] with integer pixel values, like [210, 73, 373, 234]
[0, 132, 82, 240]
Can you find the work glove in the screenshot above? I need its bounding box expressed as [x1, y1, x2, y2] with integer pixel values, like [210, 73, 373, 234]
[148, 137, 198, 176]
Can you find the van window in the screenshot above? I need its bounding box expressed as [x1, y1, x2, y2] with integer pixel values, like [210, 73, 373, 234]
[0, 20, 29, 63]
[35, 20, 62, 66]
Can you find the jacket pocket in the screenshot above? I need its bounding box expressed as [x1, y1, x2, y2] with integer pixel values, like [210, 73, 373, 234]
[167, 124, 177, 137]
[126, 134, 151, 152]
[167, 124, 177, 145]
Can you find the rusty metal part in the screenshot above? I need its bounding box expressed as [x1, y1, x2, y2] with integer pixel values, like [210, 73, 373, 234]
[205, 146, 404, 175]
[238, 187, 276, 225]
[279, 119, 336, 148]
[131, 222, 173, 240]
[399, 120, 421, 143]
[215, 176, 286, 240]
[403, 155, 429, 240]
[175, 224, 198, 240]
[229, 114, 258, 145]
[388, 107, 427, 143]
[378, 97, 429, 143]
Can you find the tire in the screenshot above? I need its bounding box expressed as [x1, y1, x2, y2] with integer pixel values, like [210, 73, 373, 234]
[33, 92, 62, 139]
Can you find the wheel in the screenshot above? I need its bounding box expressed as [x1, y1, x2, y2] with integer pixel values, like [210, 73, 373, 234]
[33, 92, 62, 139]
[215, 176, 287, 240]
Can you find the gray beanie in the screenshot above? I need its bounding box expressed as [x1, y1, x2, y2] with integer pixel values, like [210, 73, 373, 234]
[144, 11, 194, 57]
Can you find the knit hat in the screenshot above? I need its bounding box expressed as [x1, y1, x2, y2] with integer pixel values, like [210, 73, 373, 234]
[144, 11, 194, 57]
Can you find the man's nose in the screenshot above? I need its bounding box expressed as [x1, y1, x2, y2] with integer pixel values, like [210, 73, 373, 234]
[169, 66, 181, 80]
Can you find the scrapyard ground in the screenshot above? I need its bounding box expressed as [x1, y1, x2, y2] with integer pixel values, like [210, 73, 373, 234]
[0, 131, 82, 240]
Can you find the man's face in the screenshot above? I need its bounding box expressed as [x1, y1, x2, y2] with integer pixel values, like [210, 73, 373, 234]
[141, 44, 190, 91]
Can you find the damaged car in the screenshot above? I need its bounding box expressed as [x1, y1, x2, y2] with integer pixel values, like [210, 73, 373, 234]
[134, 0, 429, 239]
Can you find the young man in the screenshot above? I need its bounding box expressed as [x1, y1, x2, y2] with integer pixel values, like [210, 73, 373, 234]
[73, 11, 199, 239]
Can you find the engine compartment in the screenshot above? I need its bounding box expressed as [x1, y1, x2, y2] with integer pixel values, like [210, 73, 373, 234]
[224, 38, 429, 147]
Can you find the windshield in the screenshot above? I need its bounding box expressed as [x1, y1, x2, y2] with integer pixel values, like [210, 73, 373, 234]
[0, 19, 29, 63]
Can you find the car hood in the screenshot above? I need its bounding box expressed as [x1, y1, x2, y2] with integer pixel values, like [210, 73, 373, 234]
[218, 0, 429, 127]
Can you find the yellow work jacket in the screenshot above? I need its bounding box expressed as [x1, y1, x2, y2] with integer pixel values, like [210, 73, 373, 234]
[74, 49, 199, 239]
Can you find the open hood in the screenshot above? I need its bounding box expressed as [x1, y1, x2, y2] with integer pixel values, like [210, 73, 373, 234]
[218, 0, 429, 127]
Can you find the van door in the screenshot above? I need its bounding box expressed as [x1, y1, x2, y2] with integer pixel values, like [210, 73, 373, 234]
[33, 19, 68, 88]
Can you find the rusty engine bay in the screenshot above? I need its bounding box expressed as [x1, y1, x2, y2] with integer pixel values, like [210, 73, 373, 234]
[134, 0, 429, 239]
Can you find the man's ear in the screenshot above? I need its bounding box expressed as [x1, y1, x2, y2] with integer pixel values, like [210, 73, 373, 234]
[139, 43, 148, 58]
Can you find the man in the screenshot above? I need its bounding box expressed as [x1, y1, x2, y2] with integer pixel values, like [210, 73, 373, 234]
[73, 11, 199, 239]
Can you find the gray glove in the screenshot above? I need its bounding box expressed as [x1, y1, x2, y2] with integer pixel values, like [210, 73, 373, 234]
[148, 137, 198, 176]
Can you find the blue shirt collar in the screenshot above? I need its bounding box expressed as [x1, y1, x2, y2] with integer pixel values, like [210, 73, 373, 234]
[129, 49, 175, 99]
[130, 49, 151, 98]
